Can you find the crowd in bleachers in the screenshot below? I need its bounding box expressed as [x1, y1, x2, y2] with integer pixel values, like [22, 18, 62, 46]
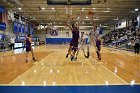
[102, 26, 140, 51]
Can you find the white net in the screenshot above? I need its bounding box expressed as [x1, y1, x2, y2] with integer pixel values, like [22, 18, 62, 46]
[65, 7, 72, 15]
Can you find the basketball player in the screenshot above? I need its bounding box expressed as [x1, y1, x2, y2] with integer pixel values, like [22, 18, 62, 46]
[95, 34, 101, 60]
[66, 23, 79, 61]
[23, 36, 26, 51]
[84, 30, 96, 58]
[75, 32, 86, 60]
[25, 34, 36, 62]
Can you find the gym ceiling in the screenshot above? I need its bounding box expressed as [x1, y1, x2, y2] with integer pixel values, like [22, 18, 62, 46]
[0, 0, 140, 27]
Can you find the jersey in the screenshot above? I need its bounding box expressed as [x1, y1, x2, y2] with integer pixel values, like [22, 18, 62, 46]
[72, 27, 79, 40]
[88, 31, 95, 45]
[79, 35, 86, 45]
[26, 38, 31, 47]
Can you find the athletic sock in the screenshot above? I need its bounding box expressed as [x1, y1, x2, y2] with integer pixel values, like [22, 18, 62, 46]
[96, 51, 99, 58]
[98, 58, 101, 60]
[26, 59, 28, 63]
[66, 54, 69, 58]
[87, 52, 89, 58]
[33, 57, 36, 61]
[70, 55, 74, 61]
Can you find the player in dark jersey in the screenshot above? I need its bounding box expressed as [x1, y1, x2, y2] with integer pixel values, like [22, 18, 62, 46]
[95, 34, 101, 60]
[25, 34, 36, 62]
[66, 23, 79, 61]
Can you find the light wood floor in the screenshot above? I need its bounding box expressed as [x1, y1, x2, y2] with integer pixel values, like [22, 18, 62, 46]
[0, 45, 140, 85]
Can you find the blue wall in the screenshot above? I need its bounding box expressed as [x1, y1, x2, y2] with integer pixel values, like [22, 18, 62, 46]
[46, 38, 72, 44]
[0, 85, 140, 93]
[46, 38, 88, 44]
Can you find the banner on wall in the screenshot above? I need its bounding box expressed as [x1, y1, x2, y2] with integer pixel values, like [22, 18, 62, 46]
[25, 25, 28, 34]
[0, 34, 5, 40]
[21, 24, 25, 34]
[49, 27, 58, 36]
[0, 6, 5, 13]
[14, 13, 19, 19]
[21, 16, 25, 22]
[0, 22, 6, 30]
[13, 22, 17, 33]
[18, 23, 21, 33]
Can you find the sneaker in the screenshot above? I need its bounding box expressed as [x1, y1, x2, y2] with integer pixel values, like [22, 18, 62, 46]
[70, 55, 74, 61]
[33, 57, 36, 61]
[84, 55, 89, 58]
[26, 59, 28, 63]
[87, 52, 89, 57]
[75, 57, 77, 60]
[66, 54, 69, 58]
[98, 58, 101, 60]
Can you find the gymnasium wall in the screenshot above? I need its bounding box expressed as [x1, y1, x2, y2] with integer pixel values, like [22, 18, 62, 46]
[115, 14, 140, 30]
[45, 28, 89, 44]
[115, 20, 127, 29]
[0, 10, 28, 38]
[34, 29, 46, 43]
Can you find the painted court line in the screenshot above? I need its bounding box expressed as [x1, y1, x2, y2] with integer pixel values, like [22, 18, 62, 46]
[10, 53, 53, 84]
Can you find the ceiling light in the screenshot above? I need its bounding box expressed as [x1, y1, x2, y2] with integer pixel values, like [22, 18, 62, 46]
[41, 7, 45, 10]
[103, 11, 111, 12]
[82, 8, 85, 10]
[93, 8, 96, 10]
[86, 16, 88, 18]
[107, 8, 110, 10]
[102, 26, 109, 27]
[52, 7, 54, 10]
[94, 19, 99, 20]
[18, 8, 21, 10]
[114, 18, 118, 20]
[135, 8, 138, 11]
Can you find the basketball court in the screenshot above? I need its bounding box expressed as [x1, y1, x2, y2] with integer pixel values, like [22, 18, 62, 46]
[0, 45, 140, 85]
[0, 0, 140, 93]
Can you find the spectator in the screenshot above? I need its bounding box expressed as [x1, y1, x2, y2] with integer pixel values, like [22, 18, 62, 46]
[10, 37, 15, 50]
[134, 36, 140, 54]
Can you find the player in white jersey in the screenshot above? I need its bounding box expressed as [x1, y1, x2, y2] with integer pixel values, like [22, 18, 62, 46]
[85, 30, 96, 58]
[75, 32, 86, 60]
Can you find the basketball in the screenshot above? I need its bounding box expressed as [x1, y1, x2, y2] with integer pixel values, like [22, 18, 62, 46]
[88, 11, 93, 15]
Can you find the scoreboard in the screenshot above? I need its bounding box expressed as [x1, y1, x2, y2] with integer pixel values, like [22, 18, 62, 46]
[47, 0, 91, 5]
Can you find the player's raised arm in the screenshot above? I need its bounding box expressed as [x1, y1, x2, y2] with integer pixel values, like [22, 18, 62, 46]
[67, 23, 73, 31]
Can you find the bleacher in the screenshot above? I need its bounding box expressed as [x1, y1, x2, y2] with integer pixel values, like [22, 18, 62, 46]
[102, 26, 140, 51]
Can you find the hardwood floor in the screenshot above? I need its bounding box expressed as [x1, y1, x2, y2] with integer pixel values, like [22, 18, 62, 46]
[0, 45, 140, 85]
[0, 48, 52, 84]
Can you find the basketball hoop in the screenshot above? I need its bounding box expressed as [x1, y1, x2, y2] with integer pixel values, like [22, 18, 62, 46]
[67, 0, 71, 4]
[66, 7, 72, 17]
